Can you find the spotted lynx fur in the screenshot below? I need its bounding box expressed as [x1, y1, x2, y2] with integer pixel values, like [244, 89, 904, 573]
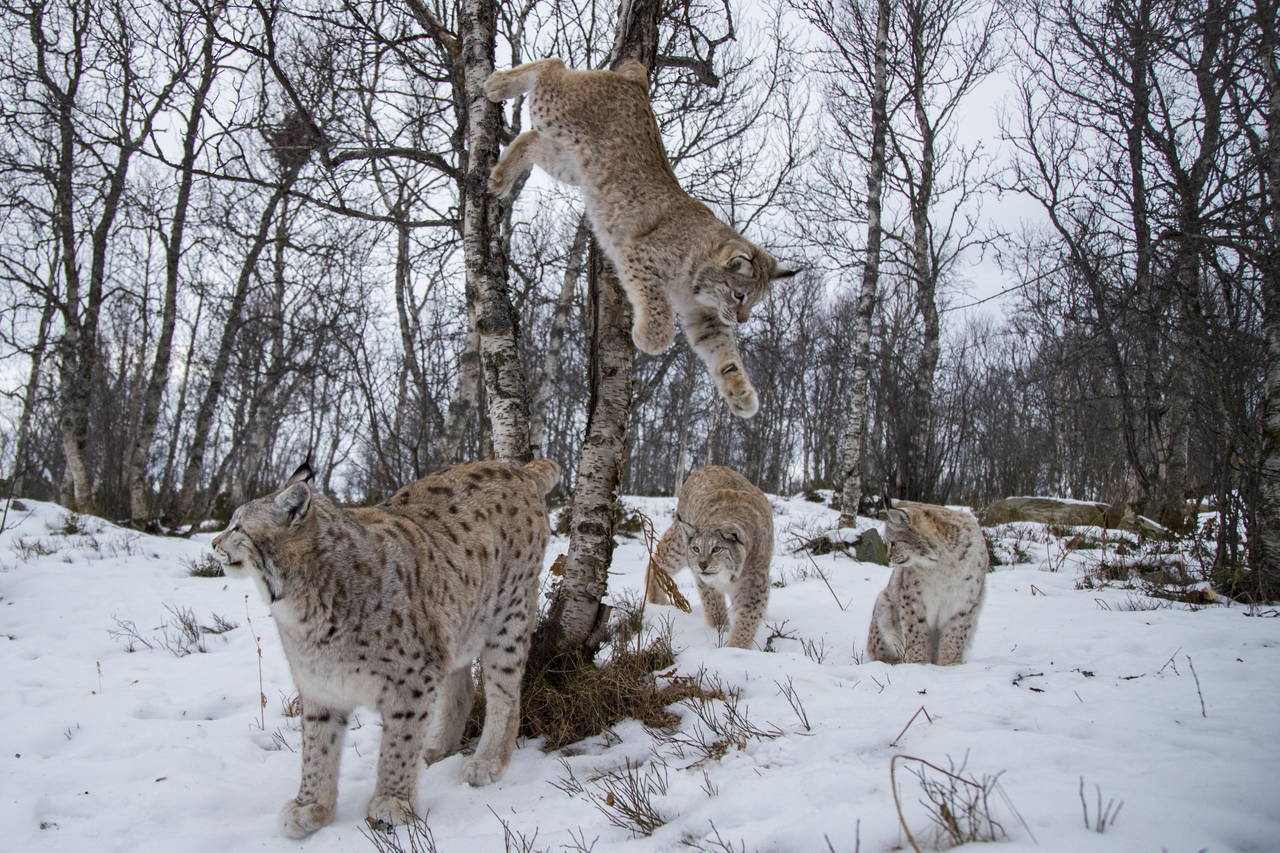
[211, 458, 559, 838]
[485, 58, 797, 418]
[867, 501, 987, 665]
[645, 466, 773, 649]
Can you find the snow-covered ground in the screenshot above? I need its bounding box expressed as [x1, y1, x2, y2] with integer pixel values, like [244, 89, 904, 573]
[2, 493, 1278, 852]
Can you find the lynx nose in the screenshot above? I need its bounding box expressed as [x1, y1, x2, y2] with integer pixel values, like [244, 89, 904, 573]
[735, 307, 749, 323]
[697, 559, 709, 571]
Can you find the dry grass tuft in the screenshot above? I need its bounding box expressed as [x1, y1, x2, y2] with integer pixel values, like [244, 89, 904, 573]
[515, 628, 715, 750]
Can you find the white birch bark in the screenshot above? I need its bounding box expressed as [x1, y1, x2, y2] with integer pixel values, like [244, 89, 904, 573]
[460, 0, 531, 463]
[837, 0, 890, 528]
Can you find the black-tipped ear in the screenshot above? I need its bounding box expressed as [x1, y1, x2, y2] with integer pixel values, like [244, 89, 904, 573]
[675, 512, 695, 537]
[275, 482, 311, 527]
[722, 528, 742, 544]
[284, 461, 314, 487]
[771, 266, 801, 281]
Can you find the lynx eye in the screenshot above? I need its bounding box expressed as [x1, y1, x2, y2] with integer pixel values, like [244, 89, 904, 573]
[711, 545, 722, 554]
[690, 545, 700, 554]
[733, 291, 746, 303]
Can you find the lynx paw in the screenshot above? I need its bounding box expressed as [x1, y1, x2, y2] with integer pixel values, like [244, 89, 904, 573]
[279, 799, 333, 839]
[715, 363, 758, 418]
[461, 757, 503, 787]
[483, 71, 518, 102]
[631, 317, 675, 355]
[366, 794, 417, 829]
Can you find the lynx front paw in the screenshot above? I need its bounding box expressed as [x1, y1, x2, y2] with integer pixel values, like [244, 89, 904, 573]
[366, 794, 417, 830]
[715, 363, 758, 418]
[488, 163, 518, 198]
[279, 799, 333, 839]
[461, 757, 503, 787]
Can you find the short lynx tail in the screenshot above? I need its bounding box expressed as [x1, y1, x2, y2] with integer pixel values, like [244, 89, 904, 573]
[522, 459, 561, 496]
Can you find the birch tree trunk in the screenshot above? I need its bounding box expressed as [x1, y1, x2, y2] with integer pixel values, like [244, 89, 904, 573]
[538, 0, 661, 654]
[440, 323, 482, 463]
[837, 0, 890, 528]
[1254, 0, 1280, 599]
[12, 301, 55, 496]
[541, 246, 636, 650]
[901, 6, 940, 503]
[530, 215, 590, 454]
[459, 0, 531, 463]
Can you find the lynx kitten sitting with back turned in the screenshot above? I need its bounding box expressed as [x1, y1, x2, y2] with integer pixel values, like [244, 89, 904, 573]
[867, 501, 988, 665]
[645, 466, 773, 649]
[211, 458, 558, 837]
[484, 58, 797, 418]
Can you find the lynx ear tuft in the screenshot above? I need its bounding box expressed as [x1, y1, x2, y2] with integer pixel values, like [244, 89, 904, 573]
[771, 266, 800, 281]
[275, 483, 312, 527]
[284, 460, 314, 486]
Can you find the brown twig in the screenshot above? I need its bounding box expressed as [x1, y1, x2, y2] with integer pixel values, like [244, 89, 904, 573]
[890, 706, 934, 747]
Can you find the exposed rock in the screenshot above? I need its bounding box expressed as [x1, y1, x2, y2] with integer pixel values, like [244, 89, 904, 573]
[982, 496, 1120, 527]
[982, 496, 1171, 538]
[854, 528, 889, 565]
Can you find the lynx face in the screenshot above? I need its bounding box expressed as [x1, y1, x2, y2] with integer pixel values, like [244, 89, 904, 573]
[211, 479, 310, 602]
[696, 240, 794, 325]
[884, 509, 939, 565]
[677, 515, 747, 585]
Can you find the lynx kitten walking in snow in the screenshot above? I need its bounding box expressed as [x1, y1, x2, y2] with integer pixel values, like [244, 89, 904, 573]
[867, 501, 988, 665]
[211, 458, 558, 838]
[646, 466, 773, 649]
[484, 58, 797, 418]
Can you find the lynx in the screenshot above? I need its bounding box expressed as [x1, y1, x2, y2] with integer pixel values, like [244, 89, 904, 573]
[485, 58, 797, 418]
[645, 466, 773, 649]
[867, 501, 987, 666]
[210, 458, 559, 838]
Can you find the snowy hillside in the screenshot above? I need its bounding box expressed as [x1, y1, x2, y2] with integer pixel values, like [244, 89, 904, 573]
[1, 494, 1277, 852]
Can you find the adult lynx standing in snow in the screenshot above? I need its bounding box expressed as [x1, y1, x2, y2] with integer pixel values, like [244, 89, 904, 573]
[484, 58, 797, 418]
[867, 501, 987, 665]
[211, 458, 558, 837]
[645, 466, 773, 648]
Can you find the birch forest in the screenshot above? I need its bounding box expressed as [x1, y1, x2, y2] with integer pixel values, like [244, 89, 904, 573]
[0, 0, 1276, 599]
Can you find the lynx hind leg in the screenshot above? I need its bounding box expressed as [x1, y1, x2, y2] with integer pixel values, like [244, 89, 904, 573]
[683, 309, 757, 417]
[484, 57, 562, 102]
[619, 264, 676, 354]
[464, 579, 537, 787]
[422, 667, 475, 764]
[280, 705, 347, 839]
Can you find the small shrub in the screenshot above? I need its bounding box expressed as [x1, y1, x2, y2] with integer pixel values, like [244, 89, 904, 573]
[60, 512, 86, 535]
[1079, 777, 1123, 833]
[12, 537, 56, 560]
[186, 553, 225, 578]
[554, 757, 671, 838]
[892, 755, 1008, 849]
[803, 489, 824, 503]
